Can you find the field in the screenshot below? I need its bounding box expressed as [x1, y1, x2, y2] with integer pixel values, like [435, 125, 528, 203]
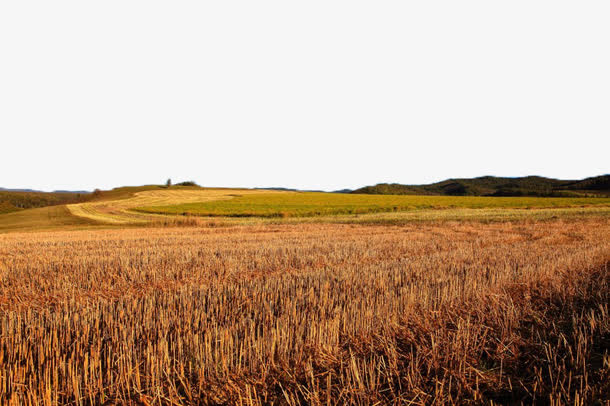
[67, 188, 277, 225]
[0, 187, 606, 232]
[1, 188, 609, 404]
[133, 191, 610, 218]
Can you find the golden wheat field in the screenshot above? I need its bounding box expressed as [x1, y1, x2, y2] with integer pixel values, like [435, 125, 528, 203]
[0, 218, 609, 405]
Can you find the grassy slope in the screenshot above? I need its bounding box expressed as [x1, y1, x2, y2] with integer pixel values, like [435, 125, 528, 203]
[0, 205, 100, 233]
[91, 185, 174, 201]
[0, 186, 163, 233]
[0, 185, 269, 232]
[3, 187, 610, 233]
[67, 187, 273, 224]
[134, 192, 610, 217]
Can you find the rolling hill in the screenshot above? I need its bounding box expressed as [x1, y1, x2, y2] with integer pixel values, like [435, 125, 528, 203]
[352, 175, 610, 197]
[2, 178, 610, 232]
[0, 190, 91, 214]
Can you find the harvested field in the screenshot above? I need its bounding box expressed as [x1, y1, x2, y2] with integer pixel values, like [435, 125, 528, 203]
[0, 219, 608, 404]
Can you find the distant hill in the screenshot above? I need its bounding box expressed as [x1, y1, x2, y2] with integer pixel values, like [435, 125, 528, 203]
[0, 190, 92, 214]
[259, 187, 326, 193]
[53, 190, 91, 194]
[352, 175, 610, 197]
[0, 187, 90, 193]
[0, 187, 42, 193]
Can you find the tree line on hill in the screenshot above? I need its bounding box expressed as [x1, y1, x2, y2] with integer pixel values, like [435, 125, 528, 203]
[0, 191, 93, 214]
[2, 175, 608, 216]
[0, 180, 205, 215]
[351, 175, 610, 197]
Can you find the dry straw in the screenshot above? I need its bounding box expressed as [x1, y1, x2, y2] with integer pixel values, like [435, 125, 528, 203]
[0, 220, 608, 404]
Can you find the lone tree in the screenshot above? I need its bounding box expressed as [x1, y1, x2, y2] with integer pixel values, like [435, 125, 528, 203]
[166, 178, 172, 187]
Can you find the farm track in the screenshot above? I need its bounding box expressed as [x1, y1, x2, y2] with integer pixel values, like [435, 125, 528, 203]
[65, 188, 610, 227]
[67, 189, 282, 224]
[0, 219, 608, 404]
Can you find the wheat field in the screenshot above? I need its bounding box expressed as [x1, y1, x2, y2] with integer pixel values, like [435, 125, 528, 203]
[1, 218, 608, 405]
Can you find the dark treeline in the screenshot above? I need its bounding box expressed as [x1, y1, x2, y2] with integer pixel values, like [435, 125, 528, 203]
[0, 191, 91, 214]
[353, 175, 610, 197]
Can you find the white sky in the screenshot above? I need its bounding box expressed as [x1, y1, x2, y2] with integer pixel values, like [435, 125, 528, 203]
[1, 1, 608, 192]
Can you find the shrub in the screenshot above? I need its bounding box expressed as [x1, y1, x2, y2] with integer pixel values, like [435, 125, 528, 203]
[176, 181, 198, 187]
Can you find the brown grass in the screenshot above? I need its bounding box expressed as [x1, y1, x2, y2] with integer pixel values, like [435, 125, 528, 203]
[0, 220, 608, 405]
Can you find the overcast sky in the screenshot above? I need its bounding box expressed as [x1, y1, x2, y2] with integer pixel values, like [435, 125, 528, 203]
[1, 1, 608, 192]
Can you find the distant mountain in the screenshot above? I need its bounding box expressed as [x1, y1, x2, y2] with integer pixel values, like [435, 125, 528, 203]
[352, 175, 610, 197]
[258, 187, 326, 193]
[0, 187, 90, 194]
[260, 187, 354, 193]
[0, 187, 42, 192]
[259, 187, 300, 192]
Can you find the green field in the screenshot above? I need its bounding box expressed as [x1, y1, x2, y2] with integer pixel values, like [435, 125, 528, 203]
[2, 189, 609, 233]
[134, 192, 610, 218]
